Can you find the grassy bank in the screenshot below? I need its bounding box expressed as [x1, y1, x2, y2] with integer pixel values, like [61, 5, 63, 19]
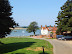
[0, 38, 53, 54]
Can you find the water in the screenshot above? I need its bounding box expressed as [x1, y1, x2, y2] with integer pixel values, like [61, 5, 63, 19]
[7, 29, 41, 37]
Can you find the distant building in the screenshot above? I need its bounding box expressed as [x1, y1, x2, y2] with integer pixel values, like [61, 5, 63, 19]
[41, 25, 57, 38]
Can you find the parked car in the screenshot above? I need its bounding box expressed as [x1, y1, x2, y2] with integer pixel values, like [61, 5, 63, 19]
[61, 36, 72, 40]
[56, 35, 64, 40]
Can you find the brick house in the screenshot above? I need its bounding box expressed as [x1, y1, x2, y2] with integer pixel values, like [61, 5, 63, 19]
[41, 25, 57, 38]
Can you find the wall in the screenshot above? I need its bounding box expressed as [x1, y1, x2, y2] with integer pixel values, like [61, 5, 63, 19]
[41, 28, 48, 35]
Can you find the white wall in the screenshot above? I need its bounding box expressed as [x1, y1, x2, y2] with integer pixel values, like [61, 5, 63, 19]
[41, 28, 48, 35]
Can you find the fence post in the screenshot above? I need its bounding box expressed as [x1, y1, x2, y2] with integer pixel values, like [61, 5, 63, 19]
[42, 46, 44, 54]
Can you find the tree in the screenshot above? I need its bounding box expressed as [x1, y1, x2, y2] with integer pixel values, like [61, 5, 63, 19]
[0, 0, 18, 38]
[26, 21, 39, 36]
[55, 0, 72, 35]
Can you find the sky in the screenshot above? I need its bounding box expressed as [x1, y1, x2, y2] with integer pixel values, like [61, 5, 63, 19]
[9, 0, 67, 27]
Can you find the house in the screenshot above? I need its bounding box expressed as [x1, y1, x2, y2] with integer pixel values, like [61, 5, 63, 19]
[41, 25, 57, 38]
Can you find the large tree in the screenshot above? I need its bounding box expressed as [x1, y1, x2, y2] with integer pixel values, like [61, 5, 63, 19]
[26, 21, 39, 36]
[0, 0, 18, 38]
[55, 0, 72, 35]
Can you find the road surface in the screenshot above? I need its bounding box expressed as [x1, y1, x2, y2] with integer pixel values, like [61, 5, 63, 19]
[44, 39, 72, 54]
[31, 37, 72, 54]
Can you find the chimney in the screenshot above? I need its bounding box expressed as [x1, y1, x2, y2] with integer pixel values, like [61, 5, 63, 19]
[50, 25, 51, 27]
[45, 25, 47, 28]
[54, 25, 55, 27]
[41, 25, 42, 29]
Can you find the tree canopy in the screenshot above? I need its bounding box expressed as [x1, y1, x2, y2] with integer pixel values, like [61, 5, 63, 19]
[0, 0, 18, 38]
[55, 0, 72, 35]
[26, 21, 39, 36]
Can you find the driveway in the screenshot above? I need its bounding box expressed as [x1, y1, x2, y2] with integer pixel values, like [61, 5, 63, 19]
[30, 37, 72, 54]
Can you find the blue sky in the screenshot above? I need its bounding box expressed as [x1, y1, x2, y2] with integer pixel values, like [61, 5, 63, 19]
[9, 0, 67, 27]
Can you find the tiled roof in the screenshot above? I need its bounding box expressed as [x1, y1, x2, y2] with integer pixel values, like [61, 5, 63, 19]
[41, 27, 57, 31]
[42, 27, 47, 30]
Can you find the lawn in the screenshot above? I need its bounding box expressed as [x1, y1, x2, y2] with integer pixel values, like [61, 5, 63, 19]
[0, 37, 53, 54]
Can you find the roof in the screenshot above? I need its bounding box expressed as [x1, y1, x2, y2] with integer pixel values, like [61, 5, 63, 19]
[41, 27, 57, 31]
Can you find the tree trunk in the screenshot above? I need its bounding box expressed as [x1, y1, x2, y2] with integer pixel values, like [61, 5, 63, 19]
[71, 31, 72, 36]
[34, 32, 35, 36]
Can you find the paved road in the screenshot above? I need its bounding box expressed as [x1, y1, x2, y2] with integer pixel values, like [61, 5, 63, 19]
[31, 38, 72, 54]
[44, 39, 72, 54]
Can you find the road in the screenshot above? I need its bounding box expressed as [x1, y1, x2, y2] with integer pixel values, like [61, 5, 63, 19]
[44, 39, 72, 54]
[31, 37, 72, 54]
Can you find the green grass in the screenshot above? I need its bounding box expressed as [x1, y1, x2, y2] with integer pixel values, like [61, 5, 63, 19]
[0, 37, 53, 54]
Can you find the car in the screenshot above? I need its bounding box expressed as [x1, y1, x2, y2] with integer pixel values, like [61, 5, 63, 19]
[58, 38, 62, 40]
[56, 35, 64, 40]
[61, 36, 72, 40]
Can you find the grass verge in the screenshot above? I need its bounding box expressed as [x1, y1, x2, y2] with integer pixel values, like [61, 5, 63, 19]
[0, 37, 53, 54]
